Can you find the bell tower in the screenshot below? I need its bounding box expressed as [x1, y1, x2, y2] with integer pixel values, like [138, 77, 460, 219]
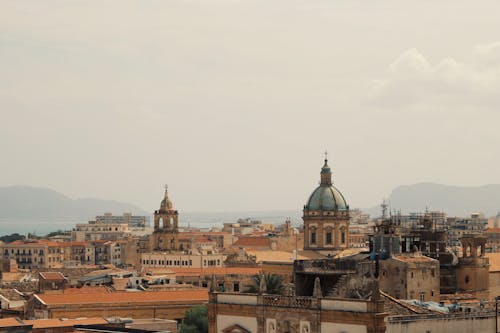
[151, 185, 179, 251]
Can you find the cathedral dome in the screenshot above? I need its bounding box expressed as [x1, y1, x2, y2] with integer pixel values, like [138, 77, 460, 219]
[306, 185, 348, 211]
[305, 158, 348, 211]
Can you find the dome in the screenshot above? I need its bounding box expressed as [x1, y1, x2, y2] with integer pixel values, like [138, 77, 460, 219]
[304, 158, 348, 211]
[159, 186, 174, 212]
[306, 184, 348, 211]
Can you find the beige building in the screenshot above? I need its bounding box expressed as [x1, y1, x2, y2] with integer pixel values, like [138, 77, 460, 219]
[28, 289, 208, 321]
[208, 283, 387, 333]
[72, 221, 130, 242]
[141, 251, 225, 270]
[1, 240, 66, 270]
[379, 254, 440, 302]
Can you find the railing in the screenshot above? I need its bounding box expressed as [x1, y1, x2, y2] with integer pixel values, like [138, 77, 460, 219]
[294, 259, 357, 272]
[263, 295, 317, 309]
[388, 310, 495, 323]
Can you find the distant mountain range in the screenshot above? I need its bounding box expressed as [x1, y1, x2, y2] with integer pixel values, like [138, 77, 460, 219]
[0, 183, 499, 235]
[0, 186, 148, 219]
[364, 182, 500, 217]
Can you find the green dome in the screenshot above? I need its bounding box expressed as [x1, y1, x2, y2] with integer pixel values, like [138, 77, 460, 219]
[306, 184, 348, 211]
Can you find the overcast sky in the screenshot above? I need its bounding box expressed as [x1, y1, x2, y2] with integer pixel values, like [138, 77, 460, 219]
[2, 0, 500, 213]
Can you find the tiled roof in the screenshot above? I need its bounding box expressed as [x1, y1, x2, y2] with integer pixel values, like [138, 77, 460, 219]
[69, 242, 90, 246]
[24, 318, 107, 328]
[63, 286, 111, 294]
[485, 228, 500, 233]
[36, 289, 208, 305]
[170, 267, 261, 277]
[0, 317, 26, 328]
[39, 272, 66, 281]
[233, 237, 271, 248]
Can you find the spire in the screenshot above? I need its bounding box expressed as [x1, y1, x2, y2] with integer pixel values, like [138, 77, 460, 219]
[320, 153, 332, 185]
[313, 276, 322, 298]
[258, 274, 267, 294]
[160, 185, 174, 212]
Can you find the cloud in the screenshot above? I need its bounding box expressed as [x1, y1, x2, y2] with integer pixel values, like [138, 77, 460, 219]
[367, 44, 500, 109]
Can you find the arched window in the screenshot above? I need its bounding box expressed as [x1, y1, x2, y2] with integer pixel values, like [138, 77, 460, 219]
[325, 227, 333, 245]
[310, 227, 317, 245]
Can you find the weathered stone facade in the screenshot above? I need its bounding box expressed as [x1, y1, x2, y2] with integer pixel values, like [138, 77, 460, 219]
[151, 187, 179, 252]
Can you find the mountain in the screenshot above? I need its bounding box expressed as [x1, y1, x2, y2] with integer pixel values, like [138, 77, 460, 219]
[0, 186, 148, 219]
[363, 182, 500, 217]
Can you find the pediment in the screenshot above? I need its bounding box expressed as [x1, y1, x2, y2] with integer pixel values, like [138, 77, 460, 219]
[222, 324, 252, 333]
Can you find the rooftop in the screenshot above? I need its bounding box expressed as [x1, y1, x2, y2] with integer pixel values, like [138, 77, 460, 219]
[35, 289, 208, 305]
[39, 272, 66, 281]
[169, 267, 261, 277]
[233, 237, 271, 248]
[0, 317, 27, 328]
[24, 318, 108, 329]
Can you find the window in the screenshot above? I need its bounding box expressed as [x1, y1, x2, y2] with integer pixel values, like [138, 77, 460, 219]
[233, 283, 240, 292]
[419, 292, 425, 302]
[341, 230, 346, 244]
[326, 231, 332, 245]
[311, 228, 317, 244]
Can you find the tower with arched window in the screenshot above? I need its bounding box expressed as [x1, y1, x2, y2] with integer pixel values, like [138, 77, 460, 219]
[151, 186, 179, 251]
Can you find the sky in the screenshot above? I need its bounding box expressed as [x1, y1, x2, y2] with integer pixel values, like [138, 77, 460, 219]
[1, 0, 500, 213]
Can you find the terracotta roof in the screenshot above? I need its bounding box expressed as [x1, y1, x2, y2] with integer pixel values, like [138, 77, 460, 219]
[36, 289, 208, 305]
[24, 318, 107, 328]
[170, 267, 261, 277]
[485, 228, 500, 233]
[69, 242, 90, 246]
[0, 317, 26, 328]
[39, 272, 66, 281]
[233, 237, 271, 248]
[63, 286, 111, 294]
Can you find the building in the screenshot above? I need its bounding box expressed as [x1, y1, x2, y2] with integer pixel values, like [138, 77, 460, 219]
[484, 228, 500, 253]
[303, 157, 350, 252]
[95, 213, 149, 229]
[72, 222, 130, 242]
[140, 251, 225, 270]
[27, 290, 208, 321]
[447, 213, 488, 248]
[151, 187, 179, 251]
[208, 272, 387, 333]
[1, 240, 65, 270]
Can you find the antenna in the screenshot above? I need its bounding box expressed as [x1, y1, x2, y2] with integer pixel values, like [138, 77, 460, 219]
[381, 199, 388, 219]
